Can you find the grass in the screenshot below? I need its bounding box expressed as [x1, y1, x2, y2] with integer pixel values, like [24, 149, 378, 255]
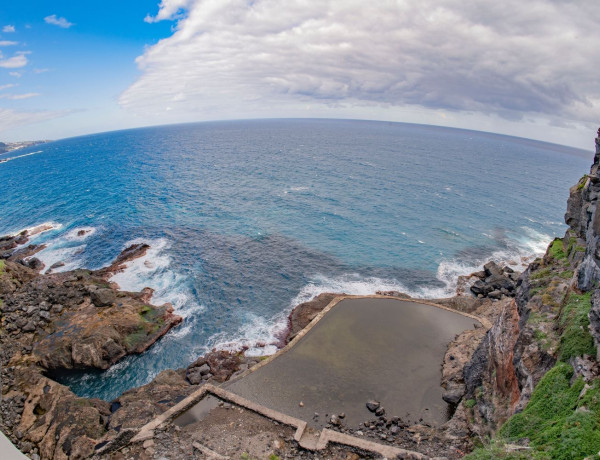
[0, 259, 5, 274]
[125, 326, 149, 349]
[577, 175, 589, 191]
[548, 239, 566, 261]
[530, 267, 552, 280]
[465, 399, 476, 409]
[139, 305, 159, 322]
[558, 292, 595, 361]
[465, 440, 537, 459]
[467, 363, 600, 459]
[559, 270, 574, 280]
[469, 322, 600, 459]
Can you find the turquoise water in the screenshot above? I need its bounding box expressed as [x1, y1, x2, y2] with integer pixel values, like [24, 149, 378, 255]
[0, 119, 590, 400]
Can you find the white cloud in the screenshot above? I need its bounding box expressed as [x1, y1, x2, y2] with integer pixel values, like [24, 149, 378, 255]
[122, 0, 600, 138]
[44, 15, 74, 29]
[0, 108, 69, 132]
[9, 72, 22, 78]
[33, 68, 50, 74]
[0, 92, 40, 100]
[0, 54, 28, 68]
[0, 84, 16, 91]
[2, 25, 15, 33]
[0, 41, 18, 46]
[144, 0, 195, 23]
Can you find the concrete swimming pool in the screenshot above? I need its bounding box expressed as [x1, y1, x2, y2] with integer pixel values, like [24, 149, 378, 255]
[223, 297, 480, 429]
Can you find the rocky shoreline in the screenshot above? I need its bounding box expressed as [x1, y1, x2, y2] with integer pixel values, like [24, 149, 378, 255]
[2, 130, 600, 459]
[0, 226, 524, 459]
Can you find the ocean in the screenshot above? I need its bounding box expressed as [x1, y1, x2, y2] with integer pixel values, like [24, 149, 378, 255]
[0, 119, 590, 401]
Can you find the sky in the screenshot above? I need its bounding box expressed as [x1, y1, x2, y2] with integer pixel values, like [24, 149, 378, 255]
[0, 0, 599, 149]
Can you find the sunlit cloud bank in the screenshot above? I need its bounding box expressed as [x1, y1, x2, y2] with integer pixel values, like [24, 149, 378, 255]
[120, 0, 600, 144]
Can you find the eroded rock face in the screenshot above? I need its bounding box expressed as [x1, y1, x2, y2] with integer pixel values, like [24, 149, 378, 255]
[458, 133, 600, 439]
[568, 132, 600, 291]
[0, 242, 183, 459]
[1, 267, 182, 371]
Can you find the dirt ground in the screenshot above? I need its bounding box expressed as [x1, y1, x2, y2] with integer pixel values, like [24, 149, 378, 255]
[102, 400, 379, 460]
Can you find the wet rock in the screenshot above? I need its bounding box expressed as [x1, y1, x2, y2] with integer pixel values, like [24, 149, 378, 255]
[25, 258, 44, 272]
[47, 261, 65, 273]
[95, 243, 150, 279]
[483, 261, 503, 277]
[366, 400, 380, 412]
[376, 291, 412, 299]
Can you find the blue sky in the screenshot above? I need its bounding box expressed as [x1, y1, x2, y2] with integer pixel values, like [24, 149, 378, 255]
[0, 1, 174, 138]
[1, 1, 599, 149]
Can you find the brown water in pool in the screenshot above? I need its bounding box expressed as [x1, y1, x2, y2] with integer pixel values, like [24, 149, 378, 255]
[180, 298, 479, 429]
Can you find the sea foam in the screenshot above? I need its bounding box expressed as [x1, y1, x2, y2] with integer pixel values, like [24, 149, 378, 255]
[204, 226, 553, 358]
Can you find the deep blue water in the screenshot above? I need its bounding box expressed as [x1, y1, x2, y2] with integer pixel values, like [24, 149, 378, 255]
[0, 119, 590, 400]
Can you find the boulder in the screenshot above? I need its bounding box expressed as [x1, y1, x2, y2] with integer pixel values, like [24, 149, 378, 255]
[483, 261, 503, 277]
[366, 400, 380, 412]
[442, 383, 466, 405]
[90, 288, 116, 307]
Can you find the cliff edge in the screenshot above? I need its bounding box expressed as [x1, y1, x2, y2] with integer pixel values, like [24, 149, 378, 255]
[460, 131, 600, 459]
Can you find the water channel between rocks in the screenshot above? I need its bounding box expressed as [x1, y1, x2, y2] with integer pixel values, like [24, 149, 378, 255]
[180, 298, 480, 429]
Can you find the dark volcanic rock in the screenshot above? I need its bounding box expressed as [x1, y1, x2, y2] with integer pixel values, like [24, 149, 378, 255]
[25, 257, 45, 272]
[366, 400, 380, 412]
[90, 287, 116, 307]
[569, 131, 600, 290]
[95, 243, 150, 280]
[285, 292, 341, 343]
[483, 261, 503, 277]
[469, 265, 518, 299]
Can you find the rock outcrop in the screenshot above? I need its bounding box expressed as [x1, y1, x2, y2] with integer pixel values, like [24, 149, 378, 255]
[0, 242, 184, 458]
[469, 261, 520, 299]
[1, 264, 182, 371]
[566, 129, 600, 290]
[454, 130, 600, 457]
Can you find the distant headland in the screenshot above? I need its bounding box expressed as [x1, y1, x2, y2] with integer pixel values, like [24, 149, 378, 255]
[0, 140, 51, 154]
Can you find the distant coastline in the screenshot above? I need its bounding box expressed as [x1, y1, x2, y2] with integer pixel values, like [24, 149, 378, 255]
[0, 139, 51, 155]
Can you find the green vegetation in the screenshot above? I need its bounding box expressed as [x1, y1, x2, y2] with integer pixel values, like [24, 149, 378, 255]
[559, 270, 574, 280]
[530, 267, 552, 280]
[465, 399, 476, 409]
[0, 259, 5, 274]
[469, 364, 600, 459]
[577, 175, 589, 191]
[558, 292, 595, 361]
[125, 326, 148, 349]
[541, 293, 559, 309]
[466, 440, 536, 459]
[139, 305, 158, 322]
[548, 239, 566, 261]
